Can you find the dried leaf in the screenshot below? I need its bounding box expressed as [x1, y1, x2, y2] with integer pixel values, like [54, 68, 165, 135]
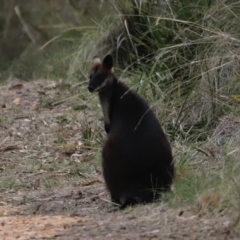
[62, 150, 76, 157]
[17, 132, 22, 137]
[9, 84, 23, 91]
[0, 146, 19, 152]
[81, 179, 103, 186]
[12, 98, 21, 105]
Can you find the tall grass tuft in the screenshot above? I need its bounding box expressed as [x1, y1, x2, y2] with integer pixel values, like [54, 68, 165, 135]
[83, 0, 238, 143]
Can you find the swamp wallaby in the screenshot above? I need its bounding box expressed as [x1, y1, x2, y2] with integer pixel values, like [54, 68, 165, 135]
[88, 55, 174, 208]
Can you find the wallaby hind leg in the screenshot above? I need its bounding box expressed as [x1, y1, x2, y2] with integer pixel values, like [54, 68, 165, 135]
[118, 188, 157, 209]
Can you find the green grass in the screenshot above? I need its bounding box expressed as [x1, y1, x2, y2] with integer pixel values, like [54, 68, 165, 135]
[0, 116, 8, 124]
[0, 176, 23, 191]
[160, 134, 240, 217]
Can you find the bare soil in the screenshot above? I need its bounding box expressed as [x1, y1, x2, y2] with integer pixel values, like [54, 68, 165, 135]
[0, 79, 239, 239]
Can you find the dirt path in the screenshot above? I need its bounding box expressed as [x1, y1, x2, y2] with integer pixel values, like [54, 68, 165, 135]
[0, 204, 237, 239]
[0, 79, 239, 239]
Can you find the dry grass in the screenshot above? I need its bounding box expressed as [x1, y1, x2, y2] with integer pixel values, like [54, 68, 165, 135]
[1, 0, 240, 238]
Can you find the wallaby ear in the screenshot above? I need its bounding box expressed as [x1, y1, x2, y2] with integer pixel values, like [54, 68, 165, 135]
[102, 55, 113, 70]
[92, 56, 102, 68]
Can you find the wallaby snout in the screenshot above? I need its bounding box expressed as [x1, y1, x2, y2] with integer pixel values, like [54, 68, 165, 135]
[88, 85, 94, 93]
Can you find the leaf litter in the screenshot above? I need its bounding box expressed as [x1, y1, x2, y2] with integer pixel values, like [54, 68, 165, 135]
[0, 79, 239, 239]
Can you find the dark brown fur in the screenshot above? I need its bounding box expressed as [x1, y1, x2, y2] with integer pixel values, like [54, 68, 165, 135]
[88, 55, 174, 208]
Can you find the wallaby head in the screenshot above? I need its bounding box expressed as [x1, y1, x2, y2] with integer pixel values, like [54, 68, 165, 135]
[88, 55, 114, 93]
